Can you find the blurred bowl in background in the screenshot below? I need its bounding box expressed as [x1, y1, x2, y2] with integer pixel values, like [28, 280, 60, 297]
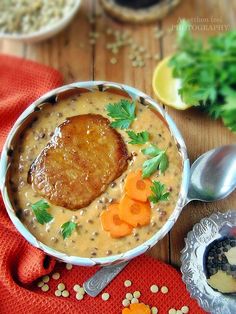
[0, 0, 81, 43]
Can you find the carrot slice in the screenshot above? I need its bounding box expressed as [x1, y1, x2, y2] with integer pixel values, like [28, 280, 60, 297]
[100, 203, 133, 238]
[125, 170, 152, 202]
[122, 303, 151, 314]
[119, 195, 151, 227]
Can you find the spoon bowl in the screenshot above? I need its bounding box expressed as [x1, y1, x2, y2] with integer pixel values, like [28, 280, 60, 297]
[186, 145, 236, 204]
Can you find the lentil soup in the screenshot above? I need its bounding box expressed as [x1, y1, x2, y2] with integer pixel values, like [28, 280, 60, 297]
[9, 90, 182, 258]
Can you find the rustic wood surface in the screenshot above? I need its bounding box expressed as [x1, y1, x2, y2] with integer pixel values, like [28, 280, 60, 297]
[0, 0, 235, 267]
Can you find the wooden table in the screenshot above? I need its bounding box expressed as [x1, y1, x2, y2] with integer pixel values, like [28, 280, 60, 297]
[1, 0, 235, 267]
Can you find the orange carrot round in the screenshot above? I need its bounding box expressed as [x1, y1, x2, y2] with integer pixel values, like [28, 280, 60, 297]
[122, 303, 151, 314]
[100, 203, 133, 238]
[119, 195, 151, 227]
[125, 170, 152, 202]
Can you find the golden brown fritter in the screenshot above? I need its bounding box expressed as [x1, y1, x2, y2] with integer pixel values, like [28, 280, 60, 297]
[28, 114, 128, 210]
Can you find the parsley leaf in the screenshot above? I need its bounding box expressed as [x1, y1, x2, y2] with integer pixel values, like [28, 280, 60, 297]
[61, 221, 77, 239]
[141, 145, 169, 178]
[31, 200, 53, 225]
[106, 99, 136, 129]
[169, 20, 236, 132]
[126, 130, 149, 145]
[148, 181, 170, 203]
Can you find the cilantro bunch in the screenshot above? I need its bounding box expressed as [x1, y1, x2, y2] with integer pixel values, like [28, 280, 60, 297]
[169, 20, 236, 132]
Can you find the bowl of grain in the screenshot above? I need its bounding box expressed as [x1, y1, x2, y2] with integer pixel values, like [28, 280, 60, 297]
[0, 0, 81, 43]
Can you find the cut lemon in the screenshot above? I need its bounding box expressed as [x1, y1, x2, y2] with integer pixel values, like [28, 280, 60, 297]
[152, 56, 192, 110]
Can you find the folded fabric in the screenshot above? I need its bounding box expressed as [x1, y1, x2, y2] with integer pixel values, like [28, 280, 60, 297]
[0, 54, 206, 314]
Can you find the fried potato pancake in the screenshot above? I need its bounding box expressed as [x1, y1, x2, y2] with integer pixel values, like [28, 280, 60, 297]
[29, 114, 128, 210]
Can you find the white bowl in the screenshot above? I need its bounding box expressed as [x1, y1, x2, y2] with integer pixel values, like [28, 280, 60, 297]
[0, 0, 81, 43]
[0, 81, 190, 266]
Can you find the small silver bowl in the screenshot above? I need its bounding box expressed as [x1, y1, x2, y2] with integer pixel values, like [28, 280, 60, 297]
[181, 210, 236, 314]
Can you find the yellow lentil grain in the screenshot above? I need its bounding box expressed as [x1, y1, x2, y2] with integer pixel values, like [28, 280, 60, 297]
[52, 272, 60, 280]
[77, 287, 85, 295]
[37, 281, 44, 288]
[131, 297, 139, 304]
[124, 280, 132, 287]
[66, 263, 73, 270]
[161, 286, 168, 294]
[110, 57, 117, 65]
[122, 299, 130, 307]
[42, 275, 50, 283]
[101, 292, 110, 301]
[133, 291, 141, 299]
[62, 290, 70, 297]
[150, 285, 159, 293]
[151, 307, 158, 314]
[181, 306, 189, 313]
[58, 283, 65, 291]
[41, 284, 49, 292]
[125, 293, 133, 300]
[176, 310, 182, 314]
[55, 290, 62, 297]
[168, 309, 177, 314]
[73, 284, 81, 292]
[76, 293, 84, 300]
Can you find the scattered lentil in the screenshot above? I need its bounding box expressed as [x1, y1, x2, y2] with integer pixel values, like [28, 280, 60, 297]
[176, 311, 182, 314]
[150, 284, 159, 293]
[101, 292, 110, 301]
[62, 290, 70, 297]
[126, 293, 133, 300]
[76, 292, 84, 300]
[52, 272, 60, 280]
[124, 280, 132, 287]
[122, 299, 130, 307]
[41, 284, 49, 292]
[151, 307, 158, 314]
[55, 290, 62, 297]
[168, 309, 177, 314]
[66, 263, 73, 270]
[181, 306, 189, 313]
[42, 275, 50, 283]
[133, 291, 141, 299]
[161, 286, 168, 294]
[58, 283, 65, 291]
[73, 284, 81, 292]
[110, 57, 117, 65]
[131, 297, 139, 304]
[37, 281, 44, 288]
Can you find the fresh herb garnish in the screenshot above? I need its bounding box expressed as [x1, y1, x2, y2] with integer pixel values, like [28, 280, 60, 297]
[169, 19, 236, 132]
[141, 145, 169, 178]
[106, 99, 136, 129]
[31, 200, 53, 225]
[126, 130, 149, 145]
[61, 221, 77, 239]
[148, 181, 170, 203]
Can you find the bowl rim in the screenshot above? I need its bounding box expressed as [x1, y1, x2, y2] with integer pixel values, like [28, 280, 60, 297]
[0, 80, 190, 266]
[0, 0, 81, 41]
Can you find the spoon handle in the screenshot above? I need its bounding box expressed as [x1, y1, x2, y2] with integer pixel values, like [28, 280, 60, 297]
[83, 261, 129, 297]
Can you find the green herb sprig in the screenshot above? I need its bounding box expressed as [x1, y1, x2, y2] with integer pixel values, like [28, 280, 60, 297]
[149, 181, 170, 204]
[141, 145, 169, 178]
[31, 200, 53, 225]
[106, 99, 136, 129]
[126, 130, 150, 145]
[61, 221, 77, 239]
[169, 20, 236, 132]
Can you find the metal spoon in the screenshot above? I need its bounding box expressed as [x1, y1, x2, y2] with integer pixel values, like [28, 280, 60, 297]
[83, 145, 236, 297]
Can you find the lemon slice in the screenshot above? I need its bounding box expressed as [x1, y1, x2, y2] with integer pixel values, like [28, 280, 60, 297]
[152, 56, 192, 110]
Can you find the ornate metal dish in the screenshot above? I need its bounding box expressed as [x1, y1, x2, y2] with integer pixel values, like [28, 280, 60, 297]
[181, 210, 236, 314]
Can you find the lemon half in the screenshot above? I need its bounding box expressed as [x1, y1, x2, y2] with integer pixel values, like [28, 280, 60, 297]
[152, 56, 192, 110]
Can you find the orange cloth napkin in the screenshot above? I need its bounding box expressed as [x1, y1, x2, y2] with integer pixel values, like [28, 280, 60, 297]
[0, 54, 206, 314]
